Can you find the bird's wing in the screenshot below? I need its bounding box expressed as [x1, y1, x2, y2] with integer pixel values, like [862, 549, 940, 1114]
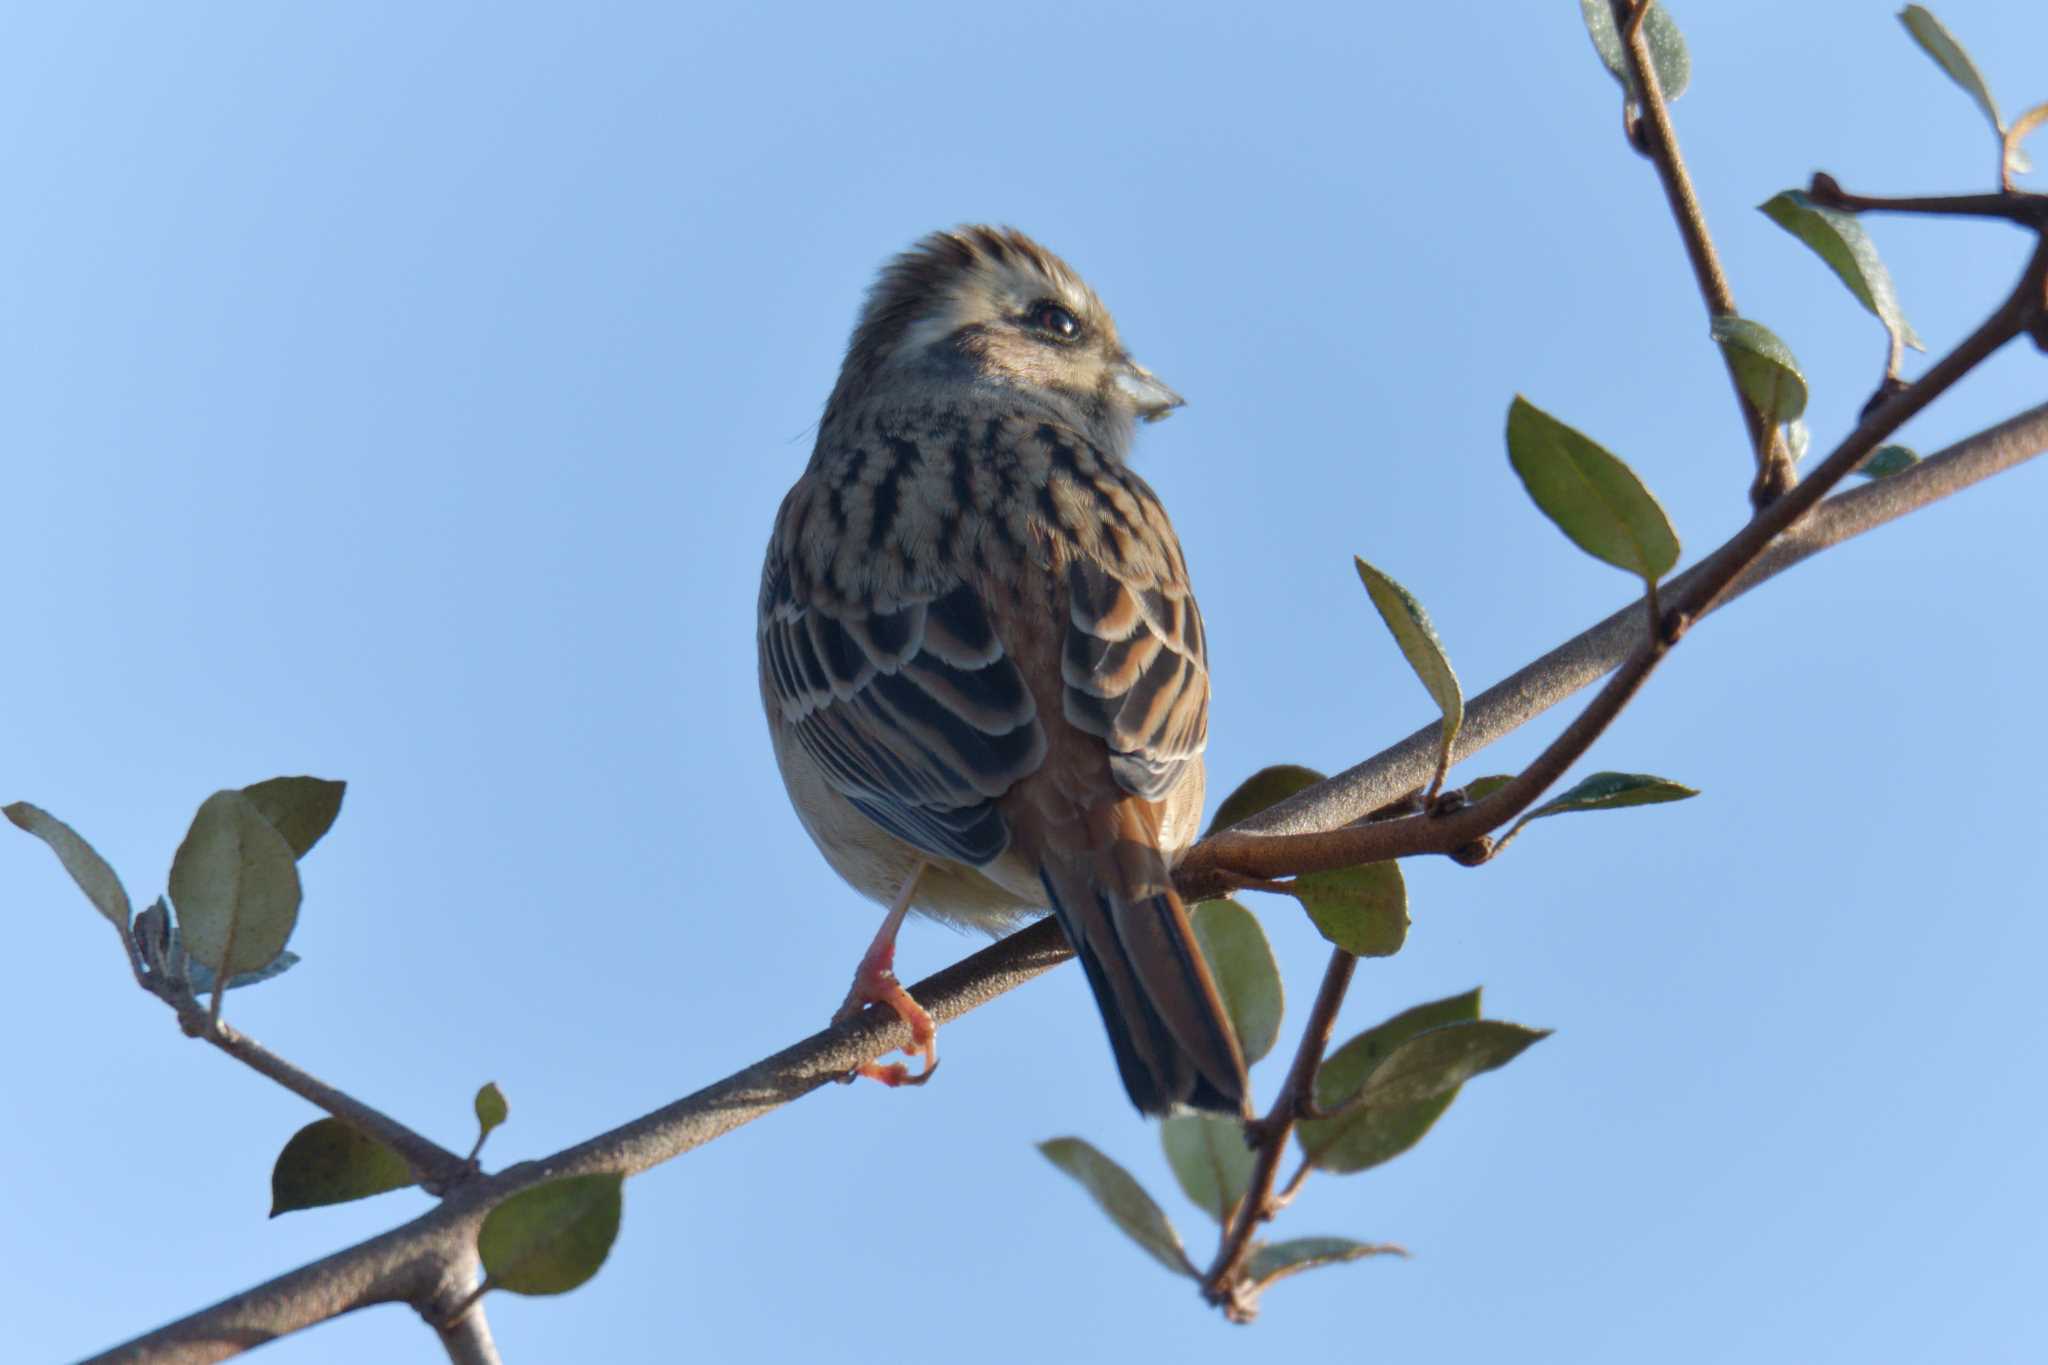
[759, 545, 1046, 869]
[1053, 473, 1210, 804]
[1015, 428, 1238, 1114]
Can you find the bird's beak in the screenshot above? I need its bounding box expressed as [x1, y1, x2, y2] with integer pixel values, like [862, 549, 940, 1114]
[1117, 359, 1185, 423]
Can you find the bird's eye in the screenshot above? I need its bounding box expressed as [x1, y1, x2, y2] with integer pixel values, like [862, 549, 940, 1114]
[1027, 300, 1083, 342]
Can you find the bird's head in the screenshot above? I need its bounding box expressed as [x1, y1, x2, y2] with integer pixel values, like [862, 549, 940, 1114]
[831, 226, 1182, 452]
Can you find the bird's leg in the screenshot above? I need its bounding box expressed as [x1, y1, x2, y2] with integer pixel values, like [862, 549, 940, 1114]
[832, 863, 938, 1087]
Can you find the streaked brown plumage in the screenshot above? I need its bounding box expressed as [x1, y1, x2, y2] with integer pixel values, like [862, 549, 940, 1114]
[758, 226, 1247, 1116]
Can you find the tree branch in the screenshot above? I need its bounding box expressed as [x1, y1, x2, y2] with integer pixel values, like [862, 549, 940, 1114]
[1202, 948, 1356, 1319]
[192, 1018, 469, 1190]
[87, 390, 2048, 1362]
[1808, 172, 2048, 227]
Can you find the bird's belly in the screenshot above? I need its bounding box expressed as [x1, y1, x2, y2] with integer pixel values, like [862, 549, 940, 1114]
[772, 720, 1045, 932]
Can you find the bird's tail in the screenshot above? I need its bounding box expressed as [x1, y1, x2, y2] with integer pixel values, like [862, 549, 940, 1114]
[1037, 803, 1249, 1117]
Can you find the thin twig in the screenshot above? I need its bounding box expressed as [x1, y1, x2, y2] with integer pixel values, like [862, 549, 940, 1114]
[194, 1015, 468, 1188]
[1608, 0, 1792, 505]
[429, 1252, 499, 1365]
[1271, 1157, 1314, 1210]
[1808, 173, 2048, 226]
[1203, 949, 1355, 1316]
[435, 1309, 501, 1365]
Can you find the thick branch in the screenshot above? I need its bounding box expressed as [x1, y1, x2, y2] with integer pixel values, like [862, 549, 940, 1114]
[86, 922, 1074, 1364]
[87, 394, 2048, 1362]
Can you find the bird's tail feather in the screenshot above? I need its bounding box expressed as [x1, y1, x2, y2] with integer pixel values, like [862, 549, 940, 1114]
[1037, 809, 1249, 1117]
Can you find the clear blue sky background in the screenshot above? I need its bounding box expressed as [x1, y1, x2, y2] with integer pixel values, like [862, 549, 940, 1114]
[6, 3, 2046, 1361]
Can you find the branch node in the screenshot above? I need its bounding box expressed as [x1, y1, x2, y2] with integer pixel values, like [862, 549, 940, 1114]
[1859, 374, 1910, 423]
[1807, 170, 1845, 208]
[1623, 106, 1652, 157]
[1427, 787, 1471, 818]
[1749, 456, 1795, 511]
[1450, 837, 1494, 867]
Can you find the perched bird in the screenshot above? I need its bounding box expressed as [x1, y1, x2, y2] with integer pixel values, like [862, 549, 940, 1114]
[757, 226, 1248, 1116]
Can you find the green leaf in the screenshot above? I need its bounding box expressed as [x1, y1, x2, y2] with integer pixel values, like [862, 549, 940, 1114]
[1350, 1021, 1550, 1112]
[1160, 1113, 1256, 1224]
[1524, 771, 1698, 822]
[1506, 397, 1680, 584]
[168, 790, 302, 977]
[1190, 900, 1283, 1064]
[1246, 1236, 1406, 1289]
[478, 1174, 624, 1296]
[1291, 862, 1408, 958]
[5, 801, 131, 932]
[1857, 444, 1920, 479]
[269, 1118, 413, 1216]
[1037, 1138, 1196, 1277]
[238, 777, 346, 860]
[1462, 775, 1515, 802]
[1300, 989, 1482, 1173]
[1759, 190, 1924, 354]
[1207, 764, 1325, 836]
[1354, 558, 1464, 791]
[1897, 4, 2023, 169]
[475, 1082, 510, 1138]
[1580, 0, 1690, 103]
[1710, 316, 1808, 423]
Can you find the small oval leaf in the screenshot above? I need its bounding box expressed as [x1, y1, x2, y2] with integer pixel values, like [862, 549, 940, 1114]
[1037, 1137, 1196, 1277]
[169, 791, 302, 976]
[475, 1082, 510, 1138]
[1353, 1021, 1550, 1112]
[1208, 764, 1325, 836]
[239, 777, 346, 860]
[1160, 1113, 1256, 1225]
[1506, 397, 1680, 584]
[1898, 6, 2008, 145]
[478, 1174, 624, 1296]
[1857, 444, 1921, 479]
[1190, 900, 1284, 1065]
[1354, 558, 1464, 789]
[5, 801, 131, 932]
[1759, 190, 1924, 353]
[1710, 316, 1808, 423]
[1246, 1236, 1407, 1290]
[1524, 771, 1698, 821]
[270, 1118, 413, 1216]
[1580, 0, 1690, 103]
[1300, 989, 1482, 1173]
[1292, 863, 1408, 958]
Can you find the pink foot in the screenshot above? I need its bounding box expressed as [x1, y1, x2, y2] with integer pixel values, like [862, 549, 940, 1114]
[833, 871, 938, 1087]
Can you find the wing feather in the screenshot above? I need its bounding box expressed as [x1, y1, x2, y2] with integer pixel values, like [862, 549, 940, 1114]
[1060, 556, 1209, 803]
[762, 572, 1045, 868]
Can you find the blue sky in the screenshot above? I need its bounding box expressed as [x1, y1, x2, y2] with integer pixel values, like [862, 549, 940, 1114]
[6, 3, 2047, 1361]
